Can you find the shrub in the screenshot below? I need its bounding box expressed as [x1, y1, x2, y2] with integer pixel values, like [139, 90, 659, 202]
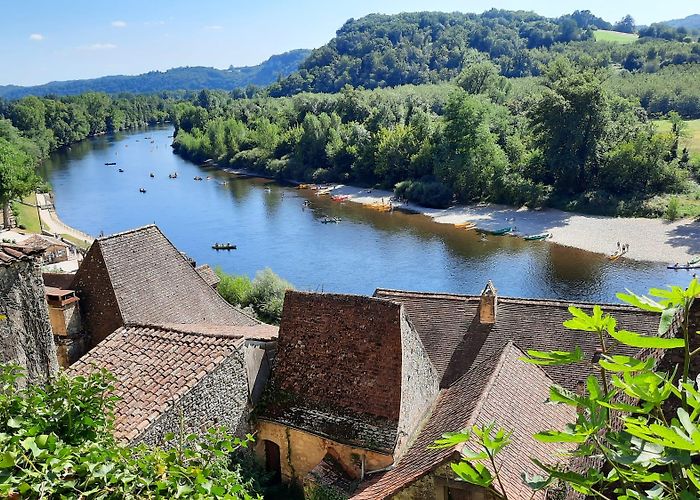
[665, 195, 681, 220]
[394, 180, 453, 208]
[215, 267, 253, 306]
[247, 268, 294, 324]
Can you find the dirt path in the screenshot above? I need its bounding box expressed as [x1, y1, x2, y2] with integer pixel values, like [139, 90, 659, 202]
[35, 193, 94, 246]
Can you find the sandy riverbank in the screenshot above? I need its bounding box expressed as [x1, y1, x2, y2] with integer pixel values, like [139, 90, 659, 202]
[327, 185, 700, 265]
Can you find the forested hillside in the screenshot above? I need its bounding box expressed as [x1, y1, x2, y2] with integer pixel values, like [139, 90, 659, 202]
[268, 10, 700, 96]
[0, 50, 310, 99]
[664, 14, 700, 30]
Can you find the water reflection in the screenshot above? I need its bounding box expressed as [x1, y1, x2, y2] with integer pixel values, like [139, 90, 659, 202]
[40, 125, 687, 302]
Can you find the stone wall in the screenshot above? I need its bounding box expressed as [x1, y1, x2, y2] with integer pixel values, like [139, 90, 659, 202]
[0, 260, 58, 384]
[134, 348, 250, 446]
[255, 420, 393, 483]
[395, 310, 440, 457]
[394, 463, 495, 500]
[71, 244, 123, 348]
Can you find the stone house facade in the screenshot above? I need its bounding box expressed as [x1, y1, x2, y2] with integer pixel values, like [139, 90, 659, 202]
[256, 283, 667, 499]
[70, 322, 277, 444]
[0, 245, 58, 384]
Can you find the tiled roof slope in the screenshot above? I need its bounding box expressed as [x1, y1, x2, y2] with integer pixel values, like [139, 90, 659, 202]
[75, 225, 256, 327]
[353, 343, 576, 499]
[374, 289, 660, 389]
[195, 264, 220, 288]
[69, 323, 266, 441]
[0, 244, 40, 266]
[259, 291, 404, 453]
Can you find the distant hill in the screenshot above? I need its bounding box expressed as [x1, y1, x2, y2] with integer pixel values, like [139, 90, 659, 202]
[0, 49, 310, 99]
[267, 10, 621, 96]
[663, 14, 700, 30]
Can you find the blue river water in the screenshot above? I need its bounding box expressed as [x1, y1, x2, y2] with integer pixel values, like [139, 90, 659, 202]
[39, 125, 691, 303]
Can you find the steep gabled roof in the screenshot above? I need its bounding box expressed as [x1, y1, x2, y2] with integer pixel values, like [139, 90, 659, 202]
[69, 323, 275, 441]
[374, 289, 660, 390]
[353, 343, 577, 499]
[258, 291, 405, 453]
[73, 225, 256, 327]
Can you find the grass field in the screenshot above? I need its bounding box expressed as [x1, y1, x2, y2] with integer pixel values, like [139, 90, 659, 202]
[61, 233, 91, 250]
[11, 194, 41, 233]
[653, 119, 700, 156]
[593, 30, 639, 44]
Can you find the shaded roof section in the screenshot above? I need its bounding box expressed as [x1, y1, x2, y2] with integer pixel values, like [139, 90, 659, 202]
[73, 225, 257, 327]
[43, 272, 76, 290]
[353, 343, 577, 499]
[374, 289, 660, 389]
[307, 453, 359, 496]
[0, 244, 41, 266]
[195, 264, 220, 288]
[259, 291, 405, 453]
[69, 323, 270, 441]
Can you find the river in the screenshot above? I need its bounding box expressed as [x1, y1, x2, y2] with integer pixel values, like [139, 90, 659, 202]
[39, 125, 689, 302]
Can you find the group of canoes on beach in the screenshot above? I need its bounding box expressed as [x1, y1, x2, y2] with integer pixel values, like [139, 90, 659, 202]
[608, 242, 630, 262]
[453, 221, 551, 242]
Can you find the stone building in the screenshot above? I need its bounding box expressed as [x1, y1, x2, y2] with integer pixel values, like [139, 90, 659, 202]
[0, 244, 58, 383]
[256, 283, 664, 499]
[70, 224, 257, 350]
[70, 322, 277, 444]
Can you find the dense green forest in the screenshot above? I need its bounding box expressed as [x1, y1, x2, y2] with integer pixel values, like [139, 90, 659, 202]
[0, 50, 309, 99]
[0, 93, 171, 159]
[268, 10, 700, 96]
[172, 58, 700, 216]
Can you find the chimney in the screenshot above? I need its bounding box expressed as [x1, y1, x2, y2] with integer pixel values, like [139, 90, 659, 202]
[479, 281, 497, 325]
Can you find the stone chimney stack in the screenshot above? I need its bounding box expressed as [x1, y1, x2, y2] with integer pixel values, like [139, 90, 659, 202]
[479, 281, 497, 325]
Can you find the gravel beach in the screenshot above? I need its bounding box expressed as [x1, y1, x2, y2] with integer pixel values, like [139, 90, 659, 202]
[329, 185, 700, 265]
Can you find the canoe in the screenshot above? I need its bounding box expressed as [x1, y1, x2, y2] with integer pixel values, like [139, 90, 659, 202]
[524, 232, 551, 241]
[667, 264, 700, 270]
[212, 244, 236, 250]
[454, 222, 476, 229]
[478, 227, 513, 236]
[689, 257, 700, 265]
[608, 252, 626, 262]
[104, 162, 117, 166]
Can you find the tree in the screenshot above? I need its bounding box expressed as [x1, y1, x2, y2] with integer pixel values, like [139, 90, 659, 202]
[0, 139, 40, 229]
[438, 90, 507, 202]
[247, 268, 293, 324]
[527, 62, 609, 193]
[615, 14, 636, 34]
[438, 279, 700, 499]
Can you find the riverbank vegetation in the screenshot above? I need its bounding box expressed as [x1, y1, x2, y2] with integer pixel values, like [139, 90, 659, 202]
[215, 268, 293, 324]
[172, 58, 700, 217]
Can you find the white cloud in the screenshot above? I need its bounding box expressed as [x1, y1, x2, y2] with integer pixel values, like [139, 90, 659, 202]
[204, 25, 223, 31]
[80, 43, 117, 51]
[111, 20, 127, 28]
[29, 33, 44, 41]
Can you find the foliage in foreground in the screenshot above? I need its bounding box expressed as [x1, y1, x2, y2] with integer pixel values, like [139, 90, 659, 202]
[215, 267, 294, 324]
[437, 279, 700, 499]
[0, 366, 259, 499]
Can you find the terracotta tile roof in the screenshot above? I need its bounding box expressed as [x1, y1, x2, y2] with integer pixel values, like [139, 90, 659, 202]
[156, 322, 278, 340]
[353, 343, 577, 499]
[0, 244, 40, 266]
[195, 264, 220, 288]
[374, 289, 660, 390]
[75, 225, 257, 327]
[43, 272, 76, 289]
[259, 291, 404, 453]
[20, 234, 68, 251]
[69, 324, 248, 441]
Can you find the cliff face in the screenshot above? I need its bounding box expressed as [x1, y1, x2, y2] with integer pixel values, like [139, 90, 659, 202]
[0, 258, 58, 384]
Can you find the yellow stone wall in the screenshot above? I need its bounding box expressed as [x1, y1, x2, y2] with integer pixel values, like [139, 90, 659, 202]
[255, 420, 393, 482]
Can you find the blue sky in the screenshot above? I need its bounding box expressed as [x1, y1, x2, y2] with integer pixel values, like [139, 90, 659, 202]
[3, 0, 699, 86]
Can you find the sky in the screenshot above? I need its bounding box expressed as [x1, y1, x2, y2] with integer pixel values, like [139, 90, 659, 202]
[2, 0, 699, 86]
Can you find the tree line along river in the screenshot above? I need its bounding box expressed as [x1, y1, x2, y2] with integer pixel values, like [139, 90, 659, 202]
[39, 125, 689, 303]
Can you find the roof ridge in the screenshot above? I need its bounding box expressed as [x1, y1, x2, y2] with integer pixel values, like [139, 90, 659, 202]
[290, 289, 398, 304]
[374, 288, 653, 312]
[96, 224, 157, 241]
[125, 323, 247, 341]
